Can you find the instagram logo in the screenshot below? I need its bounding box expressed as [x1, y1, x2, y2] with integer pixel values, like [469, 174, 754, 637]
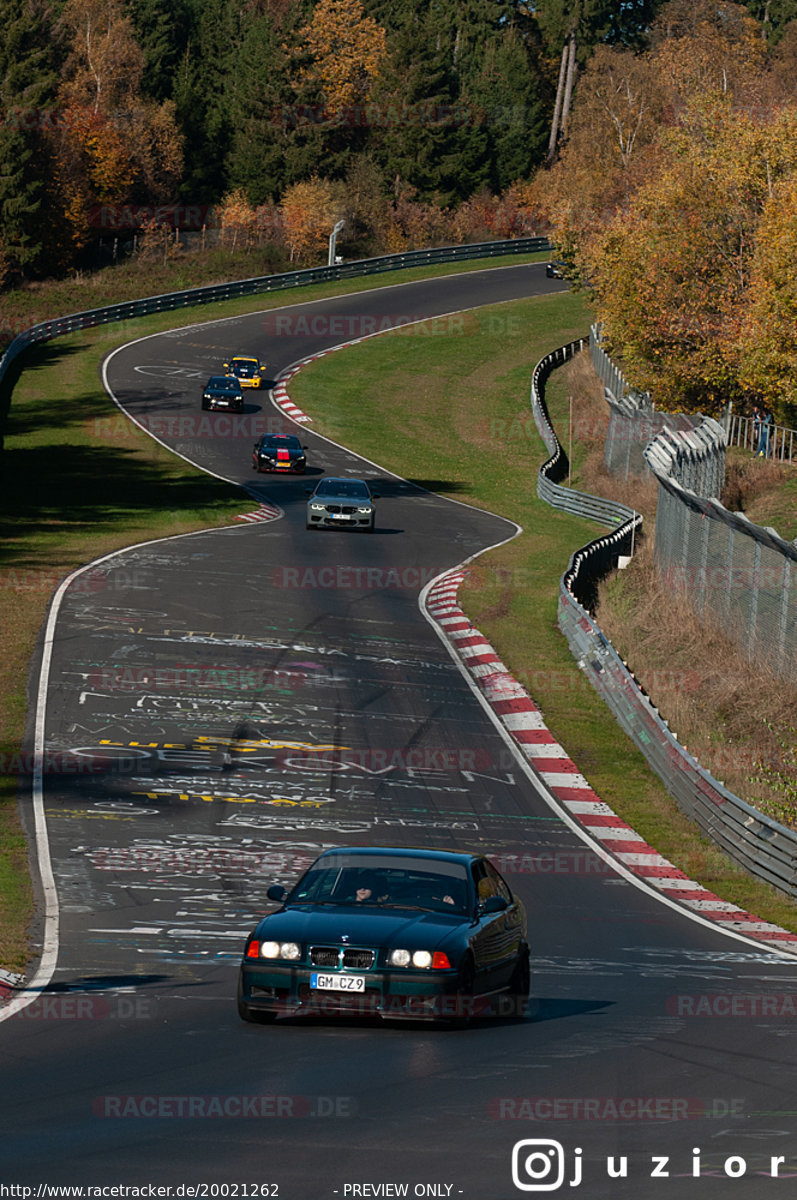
[512, 1140, 579, 1191]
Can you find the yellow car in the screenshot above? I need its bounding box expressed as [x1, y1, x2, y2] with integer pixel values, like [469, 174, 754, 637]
[224, 356, 264, 388]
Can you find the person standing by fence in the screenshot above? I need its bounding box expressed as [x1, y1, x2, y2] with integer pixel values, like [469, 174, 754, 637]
[758, 407, 772, 457]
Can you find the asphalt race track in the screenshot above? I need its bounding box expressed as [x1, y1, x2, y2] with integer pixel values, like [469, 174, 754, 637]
[3, 264, 797, 1199]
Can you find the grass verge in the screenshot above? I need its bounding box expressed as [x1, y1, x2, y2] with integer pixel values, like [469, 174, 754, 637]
[0, 252, 547, 974]
[289, 294, 797, 935]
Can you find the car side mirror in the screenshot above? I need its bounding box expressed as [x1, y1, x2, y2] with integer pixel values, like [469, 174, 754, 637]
[267, 884, 287, 903]
[479, 895, 508, 915]
[371, 494, 381, 500]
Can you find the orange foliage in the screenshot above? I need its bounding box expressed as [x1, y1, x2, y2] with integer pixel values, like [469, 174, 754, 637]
[278, 177, 346, 263]
[297, 0, 387, 115]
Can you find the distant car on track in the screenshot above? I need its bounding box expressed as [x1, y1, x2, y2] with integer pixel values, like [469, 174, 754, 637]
[546, 261, 565, 279]
[224, 355, 264, 388]
[305, 476, 378, 532]
[252, 433, 307, 474]
[202, 375, 244, 412]
[237, 846, 530, 1024]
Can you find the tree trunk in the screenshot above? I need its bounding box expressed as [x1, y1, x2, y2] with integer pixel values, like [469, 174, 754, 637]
[561, 33, 578, 137]
[546, 42, 569, 164]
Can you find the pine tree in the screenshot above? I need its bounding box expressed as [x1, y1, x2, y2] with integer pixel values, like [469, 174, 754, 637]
[0, 0, 58, 281]
[369, 8, 490, 204]
[175, 0, 237, 201]
[466, 28, 548, 191]
[127, 0, 196, 103]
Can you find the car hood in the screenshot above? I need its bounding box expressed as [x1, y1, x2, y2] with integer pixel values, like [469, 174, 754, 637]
[253, 904, 467, 950]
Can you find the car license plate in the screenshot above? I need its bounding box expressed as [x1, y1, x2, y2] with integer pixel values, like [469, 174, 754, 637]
[310, 973, 365, 993]
[331, 513, 351, 520]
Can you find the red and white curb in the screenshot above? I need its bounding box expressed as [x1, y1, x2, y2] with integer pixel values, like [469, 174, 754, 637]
[272, 374, 312, 424]
[426, 570, 797, 953]
[273, 340, 373, 425]
[236, 502, 282, 523]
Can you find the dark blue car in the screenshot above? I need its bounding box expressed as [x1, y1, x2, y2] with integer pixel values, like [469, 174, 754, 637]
[237, 846, 529, 1024]
[201, 374, 244, 412]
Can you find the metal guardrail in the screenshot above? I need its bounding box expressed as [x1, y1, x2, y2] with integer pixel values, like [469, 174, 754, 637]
[530, 339, 643, 610]
[531, 339, 797, 901]
[0, 237, 550, 397]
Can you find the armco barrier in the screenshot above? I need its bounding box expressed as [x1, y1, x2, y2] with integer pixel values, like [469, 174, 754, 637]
[0, 237, 550, 400]
[530, 339, 642, 611]
[531, 340, 797, 900]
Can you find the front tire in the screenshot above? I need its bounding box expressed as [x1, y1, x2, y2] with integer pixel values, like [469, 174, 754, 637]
[449, 956, 475, 1028]
[507, 949, 530, 1019]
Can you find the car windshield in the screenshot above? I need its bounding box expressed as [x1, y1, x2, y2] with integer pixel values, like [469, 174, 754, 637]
[209, 377, 238, 390]
[288, 855, 469, 914]
[260, 436, 301, 450]
[315, 480, 370, 499]
[232, 360, 256, 369]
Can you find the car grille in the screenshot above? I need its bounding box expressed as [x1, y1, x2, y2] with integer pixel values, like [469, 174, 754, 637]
[324, 505, 357, 515]
[310, 946, 375, 970]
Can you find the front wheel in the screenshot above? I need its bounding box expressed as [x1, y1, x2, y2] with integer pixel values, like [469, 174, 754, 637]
[507, 949, 530, 1019]
[449, 957, 475, 1028]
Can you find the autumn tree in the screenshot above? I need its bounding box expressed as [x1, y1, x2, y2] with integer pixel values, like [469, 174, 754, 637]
[648, 0, 767, 112]
[57, 0, 146, 113]
[48, 0, 183, 252]
[738, 172, 797, 425]
[297, 0, 387, 115]
[531, 41, 666, 286]
[278, 176, 345, 263]
[534, 0, 661, 161]
[589, 101, 797, 410]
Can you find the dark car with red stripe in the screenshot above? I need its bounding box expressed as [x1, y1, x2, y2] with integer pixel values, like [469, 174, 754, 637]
[252, 433, 307, 473]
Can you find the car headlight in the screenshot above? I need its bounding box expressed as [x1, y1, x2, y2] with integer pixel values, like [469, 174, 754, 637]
[259, 940, 301, 961]
[310, 503, 326, 511]
[356, 506, 372, 514]
[388, 948, 435, 969]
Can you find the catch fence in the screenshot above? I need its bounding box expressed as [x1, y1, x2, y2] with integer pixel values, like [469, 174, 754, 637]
[532, 339, 797, 903]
